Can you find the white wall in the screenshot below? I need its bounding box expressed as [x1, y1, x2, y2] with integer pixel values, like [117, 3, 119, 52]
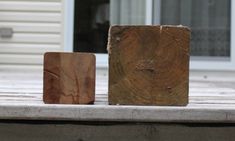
[0, 0, 67, 65]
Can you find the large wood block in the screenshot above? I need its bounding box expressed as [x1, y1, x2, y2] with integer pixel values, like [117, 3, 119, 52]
[108, 25, 190, 106]
[43, 52, 95, 104]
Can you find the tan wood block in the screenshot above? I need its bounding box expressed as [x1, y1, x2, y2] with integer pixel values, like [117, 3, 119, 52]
[43, 52, 95, 104]
[108, 25, 190, 106]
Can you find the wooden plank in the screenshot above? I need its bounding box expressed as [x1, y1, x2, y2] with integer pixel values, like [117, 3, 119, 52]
[190, 88, 235, 93]
[0, 93, 42, 98]
[0, 88, 42, 93]
[190, 95, 235, 100]
[189, 100, 235, 104]
[2, 92, 235, 105]
[0, 65, 43, 71]
[43, 52, 96, 104]
[0, 80, 42, 84]
[0, 101, 43, 105]
[0, 68, 235, 122]
[108, 25, 190, 106]
[187, 103, 235, 107]
[189, 83, 216, 88]
[0, 104, 235, 123]
[0, 97, 41, 101]
[0, 122, 235, 141]
[190, 92, 235, 96]
[0, 84, 42, 89]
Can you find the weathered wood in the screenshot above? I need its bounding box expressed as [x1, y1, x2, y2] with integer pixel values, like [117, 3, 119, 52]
[0, 122, 235, 141]
[43, 52, 96, 104]
[108, 25, 191, 106]
[1, 103, 235, 123]
[1, 68, 235, 122]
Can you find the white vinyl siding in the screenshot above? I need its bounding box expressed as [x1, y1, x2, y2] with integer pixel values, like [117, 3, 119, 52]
[0, 0, 65, 65]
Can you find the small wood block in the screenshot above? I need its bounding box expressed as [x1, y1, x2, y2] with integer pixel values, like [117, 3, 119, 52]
[108, 25, 190, 106]
[43, 52, 96, 104]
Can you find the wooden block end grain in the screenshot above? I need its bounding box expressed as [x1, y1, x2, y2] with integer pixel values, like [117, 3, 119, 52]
[108, 25, 190, 106]
[43, 52, 96, 104]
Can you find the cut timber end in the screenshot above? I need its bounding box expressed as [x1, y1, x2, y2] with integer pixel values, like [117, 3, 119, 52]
[108, 25, 190, 106]
[43, 52, 96, 104]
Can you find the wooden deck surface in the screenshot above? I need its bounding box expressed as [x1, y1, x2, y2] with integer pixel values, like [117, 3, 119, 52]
[0, 68, 235, 123]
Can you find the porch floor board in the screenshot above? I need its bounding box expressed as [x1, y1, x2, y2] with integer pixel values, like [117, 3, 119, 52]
[0, 69, 235, 123]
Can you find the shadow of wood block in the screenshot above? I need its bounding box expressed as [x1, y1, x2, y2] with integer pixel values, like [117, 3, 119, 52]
[108, 25, 190, 106]
[43, 52, 95, 104]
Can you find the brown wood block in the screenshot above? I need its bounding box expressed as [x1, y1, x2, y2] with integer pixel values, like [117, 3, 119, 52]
[108, 25, 190, 106]
[43, 52, 95, 104]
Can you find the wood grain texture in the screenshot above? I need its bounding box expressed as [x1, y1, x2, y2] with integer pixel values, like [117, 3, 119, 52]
[108, 25, 190, 106]
[43, 52, 95, 104]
